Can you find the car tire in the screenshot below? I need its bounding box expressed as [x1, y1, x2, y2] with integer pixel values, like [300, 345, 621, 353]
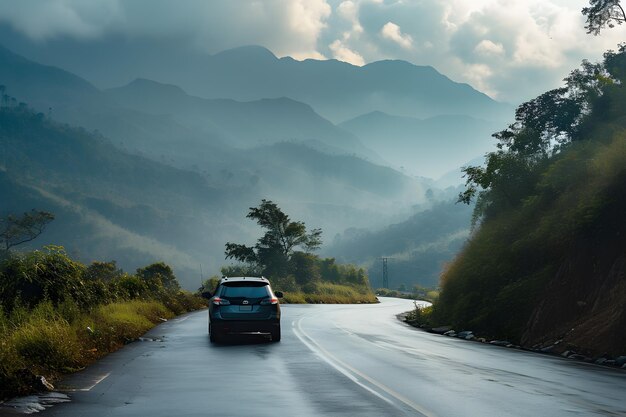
[271, 326, 281, 342]
[209, 324, 220, 343]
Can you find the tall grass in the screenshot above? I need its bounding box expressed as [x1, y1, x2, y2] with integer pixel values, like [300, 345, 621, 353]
[0, 295, 204, 400]
[283, 282, 378, 304]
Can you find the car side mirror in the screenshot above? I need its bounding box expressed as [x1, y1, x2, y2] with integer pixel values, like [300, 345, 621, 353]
[274, 291, 284, 298]
[201, 291, 212, 299]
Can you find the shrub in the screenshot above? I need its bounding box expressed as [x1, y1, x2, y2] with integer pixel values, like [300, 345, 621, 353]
[11, 317, 81, 372]
[0, 246, 87, 311]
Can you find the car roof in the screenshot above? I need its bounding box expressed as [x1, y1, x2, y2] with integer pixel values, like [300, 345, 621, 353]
[219, 276, 270, 285]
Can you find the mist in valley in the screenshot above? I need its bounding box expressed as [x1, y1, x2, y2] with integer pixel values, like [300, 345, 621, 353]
[3, 3, 594, 290]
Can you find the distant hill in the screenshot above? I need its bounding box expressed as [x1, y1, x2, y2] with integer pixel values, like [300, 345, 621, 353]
[152, 46, 512, 123]
[105, 78, 381, 161]
[0, 106, 240, 285]
[326, 200, 472, 288]
[0, 102, 428, 286]
[339, 111, 500, 178]
[0, 32, 513, 124]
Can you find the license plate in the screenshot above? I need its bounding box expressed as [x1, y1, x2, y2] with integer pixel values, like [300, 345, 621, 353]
[239, 305, 252, 311]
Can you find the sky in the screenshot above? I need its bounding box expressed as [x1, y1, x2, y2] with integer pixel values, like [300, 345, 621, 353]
[0, 0, 623, 104]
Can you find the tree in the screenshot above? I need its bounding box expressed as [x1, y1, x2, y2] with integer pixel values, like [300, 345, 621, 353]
[136, 262, 180, 291]
[583, 0, 626, 35]
[225, 200, 322, 276]
[458, 54, 614, 223]
[84, 260, 124, 281]
[0, 210, 55, 253]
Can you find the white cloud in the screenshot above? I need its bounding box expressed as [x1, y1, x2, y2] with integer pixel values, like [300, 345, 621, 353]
[474, 40, 505, 56]
[329, 39, 365, 65]
[380, 22, 413, 49]
[0, 0, 333, 59]
[0, 0, 121, 40]
[1, 0, 625, 104]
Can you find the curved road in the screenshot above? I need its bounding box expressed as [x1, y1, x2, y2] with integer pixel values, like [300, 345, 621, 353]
[4, 298, 625, 416]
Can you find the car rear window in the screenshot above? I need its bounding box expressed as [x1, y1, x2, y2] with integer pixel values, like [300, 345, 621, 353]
[220, 282, 270, 299]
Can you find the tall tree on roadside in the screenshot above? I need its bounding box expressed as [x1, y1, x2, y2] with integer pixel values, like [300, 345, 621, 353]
[583, 0, 626, 34]
[0, 210, 55, 253]
[225, 199, 322, 277]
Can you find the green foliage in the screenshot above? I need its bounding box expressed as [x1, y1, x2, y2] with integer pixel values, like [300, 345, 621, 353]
[582, 0, 626, 35]
[198, 275, 221, 295]
[84, 261, 124, 282]
[0, 247, 205, 400]
[282, 282, 377, 304]
[225, 199, 322, 277]
[375, 286, 440, 302]
[460, 49, 618, 224]
[0, 246, 87, 311]
[405, 304, 434, 328]
[136, 262, 180, 292]
[290, 252, 321, 285]
[11, 314, 81, 372]
[438, 48, 626, 343]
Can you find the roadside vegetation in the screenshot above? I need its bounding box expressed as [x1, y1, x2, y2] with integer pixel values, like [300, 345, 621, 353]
[375, 286, 439, 303]
[414, 45, 626, 358]
[0, 245, 205, 400]
[206, 200, 377, 304]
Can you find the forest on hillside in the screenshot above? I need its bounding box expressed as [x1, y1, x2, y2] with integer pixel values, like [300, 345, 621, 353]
[428, 46, 626, 356]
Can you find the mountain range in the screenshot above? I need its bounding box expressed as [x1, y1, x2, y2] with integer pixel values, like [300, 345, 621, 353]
[0, 41, 507, 287]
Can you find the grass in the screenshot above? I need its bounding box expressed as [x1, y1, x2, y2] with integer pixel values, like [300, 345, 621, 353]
[282, 282, 378, 304]
[0, 293, 205, 400]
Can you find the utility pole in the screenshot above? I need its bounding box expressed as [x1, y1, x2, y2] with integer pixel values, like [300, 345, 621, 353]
[381, 257, 390, 289]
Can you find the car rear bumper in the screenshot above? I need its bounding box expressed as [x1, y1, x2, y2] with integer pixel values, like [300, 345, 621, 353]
[210, 318, 280, 335]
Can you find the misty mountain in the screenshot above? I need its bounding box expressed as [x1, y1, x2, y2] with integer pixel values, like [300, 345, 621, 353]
[236, 141, 424, 233]
[130, 45, 512, 123]
[326, 200, 473, 288]
[105, 78, 381, 161]
[0, 29, 512, 124]
[0, 106, 246, 284]
[0, 42, 479, 289]
[0, 104, 429, 288]
[339, 111, 500, 178]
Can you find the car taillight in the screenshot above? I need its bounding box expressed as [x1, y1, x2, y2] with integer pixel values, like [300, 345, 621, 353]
[260, 298, 278, 305]
[212, 297, 230, 306]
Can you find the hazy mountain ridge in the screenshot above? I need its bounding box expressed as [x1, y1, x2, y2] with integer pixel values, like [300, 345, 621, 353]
[178, 45, 512, 123]
[0, 42, 503, 289]
[339, 111, 499, 178]
[105, 78, 381, 161]
[0, 107, 240, 280]
[0, 31, 512, 123]
[326, 200, 473, 288]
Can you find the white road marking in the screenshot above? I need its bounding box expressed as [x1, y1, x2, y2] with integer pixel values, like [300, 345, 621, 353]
[293, 317, 437, 417]
[59, 372, 111, 392]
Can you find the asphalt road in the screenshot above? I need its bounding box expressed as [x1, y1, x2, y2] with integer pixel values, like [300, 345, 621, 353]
[3, 297, 625, 416]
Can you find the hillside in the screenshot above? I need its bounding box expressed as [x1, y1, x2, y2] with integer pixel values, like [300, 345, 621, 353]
[0, 105, 252, 286]
[105, 78, 380, 161]
[339, 111, 500, 177]
[191, 48, 510, 123]
[327, 200, 472, 288]
[0, 102, 432, 287]
[0, 34, 512, 123]
[433, 49, 626, 357]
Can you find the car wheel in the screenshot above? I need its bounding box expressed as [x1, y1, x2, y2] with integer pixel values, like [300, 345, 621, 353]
[209, 324, 219, 343]
[271, 326, 281, 342]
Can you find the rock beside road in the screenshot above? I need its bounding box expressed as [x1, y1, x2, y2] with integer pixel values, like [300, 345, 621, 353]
[401, 313, 625, 370]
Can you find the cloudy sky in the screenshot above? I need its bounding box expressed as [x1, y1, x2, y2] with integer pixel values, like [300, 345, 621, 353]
[0, 0, 623, 104]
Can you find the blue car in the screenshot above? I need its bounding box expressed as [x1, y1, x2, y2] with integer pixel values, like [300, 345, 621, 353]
[204, 276, 283, 342]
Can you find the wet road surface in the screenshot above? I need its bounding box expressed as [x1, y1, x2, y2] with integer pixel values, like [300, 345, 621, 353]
[3, 297, 625, 416]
